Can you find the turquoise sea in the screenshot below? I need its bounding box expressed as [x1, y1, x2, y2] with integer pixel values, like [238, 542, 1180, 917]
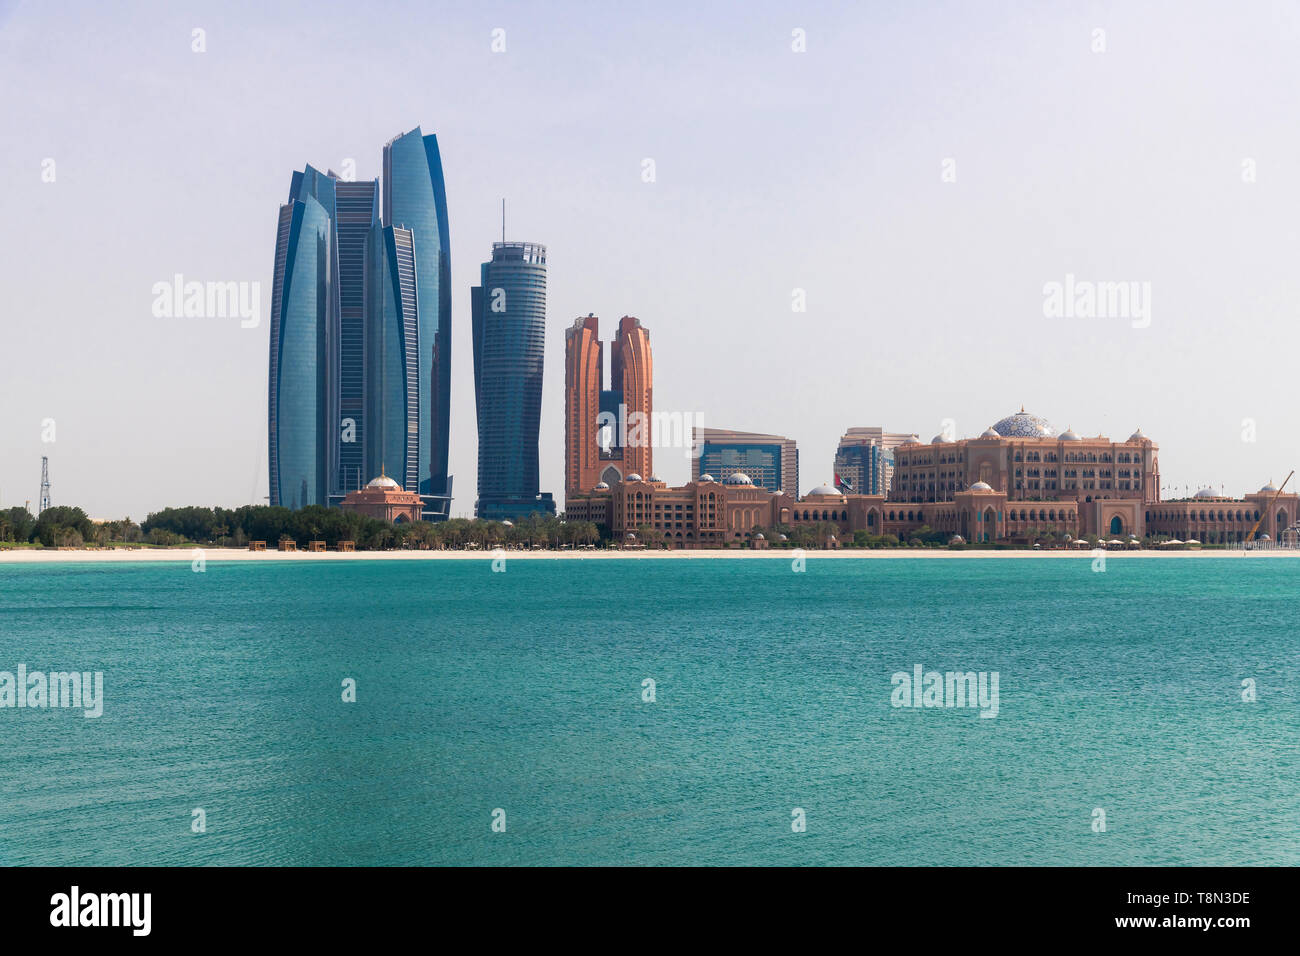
[1, 557, 1297, 866]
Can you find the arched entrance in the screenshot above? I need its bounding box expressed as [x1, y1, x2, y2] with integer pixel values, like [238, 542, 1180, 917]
[1109, 515, 1124, 536]
[982, 506, 996, 542]
[599, 465, 622, 486]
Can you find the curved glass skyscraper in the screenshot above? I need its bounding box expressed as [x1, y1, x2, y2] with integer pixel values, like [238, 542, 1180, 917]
[268, 180, 332, 510]
[268, 129, 451, 519]
[471, 241, 555, 520]
[382, 128, 452, 515]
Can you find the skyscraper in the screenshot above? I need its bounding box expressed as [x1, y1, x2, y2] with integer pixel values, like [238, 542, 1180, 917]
[471, 241, 555, 520]
[268, 172, 333, 510]
[365, 225, 420, 494]
[333, 178, 380, 498]
[565, 314, 653, 495]
[382, 128, 452, 517]
[268, 129, 452, 519]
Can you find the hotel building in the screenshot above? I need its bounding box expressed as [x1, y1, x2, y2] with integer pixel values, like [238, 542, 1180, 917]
[564, 315, 653, 495]
[568, 408, 1296, 547]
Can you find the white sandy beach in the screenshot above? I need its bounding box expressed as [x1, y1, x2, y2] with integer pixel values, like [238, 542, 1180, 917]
[0, 547, 1292, 563]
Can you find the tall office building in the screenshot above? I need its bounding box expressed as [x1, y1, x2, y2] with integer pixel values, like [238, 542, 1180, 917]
[834, 427, 919, 495]
[334, 178, 380, 497]
[564, 314, 653, 495]
[268, 169, 334, 510]
[268, 129, 452, 519]
[471, 241, 555, 520]
[691, 428, 798, 495]
[365, 225, 421, 493]
[382, 127, 452, 516]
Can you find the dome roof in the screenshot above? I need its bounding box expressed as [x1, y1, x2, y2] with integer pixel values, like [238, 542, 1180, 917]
[979, 427, 1000, 439]
[753, 532, 765, 540]
[777, 533, 788, 541]
[648, 475, 662, 482]
[1193, 487, 1216, 498]
[594, 481, 610, 490]
[1260, 481, 1277, 492]
[699, 473, 716, 483]
[626, 473, 644, 482]
[991, 407, 1054, 438]
[366, 474, 401, 490]
[1129, 428, 1147, 442]
[931, 434, 951, 444]
[807, 483, 841, 497]
[724, 473, 753, 485]
[970, 480, 994, 491]
[1059, 426, 1081, 441]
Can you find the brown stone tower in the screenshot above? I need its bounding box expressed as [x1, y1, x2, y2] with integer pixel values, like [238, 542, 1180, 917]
[564, 315, 653, 496]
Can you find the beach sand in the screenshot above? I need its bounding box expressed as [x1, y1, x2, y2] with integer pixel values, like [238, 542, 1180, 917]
[0, 547, 1291, 563]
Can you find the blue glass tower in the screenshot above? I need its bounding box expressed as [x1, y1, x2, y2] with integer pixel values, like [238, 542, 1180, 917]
[334, 178, 380, 497]
[269, 129, 452, 518]
[382, 128, 452, 518]
[268, 187, 332, 509]
[365, 225, 421, 493]
[471, 241, 555, 520]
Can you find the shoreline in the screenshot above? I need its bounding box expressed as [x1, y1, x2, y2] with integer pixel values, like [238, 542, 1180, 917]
[0, 547, 1293, 563]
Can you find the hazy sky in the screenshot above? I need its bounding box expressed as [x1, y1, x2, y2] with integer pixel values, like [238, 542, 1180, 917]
[4, 0, 1300, 519]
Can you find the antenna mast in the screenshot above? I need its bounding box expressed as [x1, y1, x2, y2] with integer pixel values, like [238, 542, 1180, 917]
[39, 456, 50, 513]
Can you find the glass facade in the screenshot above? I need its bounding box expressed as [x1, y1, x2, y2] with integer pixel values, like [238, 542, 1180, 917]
[334, 179, 379, 496]
[365, 225, 420, 494]
[697, 442, 788, 493]
[472, 242, 555, 520]
[382, 128, 452, 513]
[268, 195, 331, 509]
[268, 130, 452, 519]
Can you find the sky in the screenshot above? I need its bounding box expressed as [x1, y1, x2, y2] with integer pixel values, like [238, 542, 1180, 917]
[3, 0, 1300, 519]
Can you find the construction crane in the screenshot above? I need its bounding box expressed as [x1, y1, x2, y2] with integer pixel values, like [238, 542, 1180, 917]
[1246, 470, 1293, 544]
[38, 457, 50, 514]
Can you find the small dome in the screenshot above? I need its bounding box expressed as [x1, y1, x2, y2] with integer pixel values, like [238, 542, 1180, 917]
[648, 475, 661, 482]
[980, 427, 999, 439]
[626, 473, 644, 482]
[778, 533, 788, 541]
[725, 473, 753, 485]
[366, 474, 401, 489]
[1128, 428, 1147, 442]
[931, 434, 951, 444]
[699, 473, 716, 483]
[970, 481, 994, 491]
[1260, 481, 1277, 493]
[807, 484, 841, 497]
[949, 535, 965, 544]
[753, 532, 765, 540]
[594, 481, 610, 490]
[1059, 426, 1081, 441]
[1193, 487, 1216, 498]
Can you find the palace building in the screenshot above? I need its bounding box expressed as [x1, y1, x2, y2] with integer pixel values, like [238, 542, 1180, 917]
[564, 408, 1296, 548]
